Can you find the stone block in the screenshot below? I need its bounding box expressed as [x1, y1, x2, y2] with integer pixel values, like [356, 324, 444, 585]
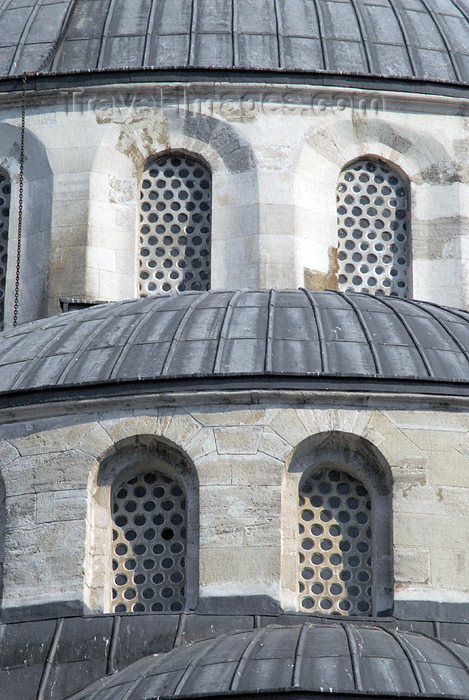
[214, 426, 262, 454]
[6, 493, 36, 530]
[295, 408, 373, 440]
[200, 485, 280, 521]
[36, 489, 87, 524]
[243, 518, 280, 546]
[400, 429, 465, 452]
[230, 453, 283, 486]
[258, 427, 292, 461]
[78, 422, 114, 458]
[0, 440, 19, 466]
[9, 422, 89, 456]
[192, 453, 232, 486]
[394, 547, 430, 584]
[199, 546, 279, 595]
[430, 548, 468, 590]
[268, 408, 309, 447]
[427, 452, 469, 488]
[191, 407, 271, 427]
[185, 428, 217, 461]
[164, 411, 202, 448]
[394, 512, 469, 549]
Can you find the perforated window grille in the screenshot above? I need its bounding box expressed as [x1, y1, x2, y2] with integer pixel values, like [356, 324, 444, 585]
[0, 169, 10, 330]
[298, 469, 373, 616]
[138, 154, 211, 295]
[337, 159, 409, 297]
[111, 471, 187, 613]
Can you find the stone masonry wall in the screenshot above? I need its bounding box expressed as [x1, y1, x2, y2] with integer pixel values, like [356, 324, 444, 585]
[0, 395, 467, 614]
[1, 82, 469, 319]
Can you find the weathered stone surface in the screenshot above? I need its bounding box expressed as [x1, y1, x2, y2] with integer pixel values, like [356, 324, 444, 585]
[214, 427, 263, 454]
[395, 547, 430, 584]
[0, 401, 468, 609]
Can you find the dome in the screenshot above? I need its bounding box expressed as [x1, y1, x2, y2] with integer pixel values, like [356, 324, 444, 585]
[70, 623, 469, 699]
[0, 289, 469, 402]
[2, 0, 469, 84]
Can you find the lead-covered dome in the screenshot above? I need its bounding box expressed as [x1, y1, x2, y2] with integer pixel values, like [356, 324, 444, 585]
[2, 0, 469, 83]
[70, 623, 469, 699]
[0, 290, 469, 402]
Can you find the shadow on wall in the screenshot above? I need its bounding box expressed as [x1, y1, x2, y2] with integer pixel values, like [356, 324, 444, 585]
[0, 122, 52, 326]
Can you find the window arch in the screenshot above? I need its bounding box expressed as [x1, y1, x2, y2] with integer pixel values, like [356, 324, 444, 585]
[0, 168, 10, 330]
[298, 467, 373, 616]
[138, 153, 211, 295]
[337, 158, 410, 298]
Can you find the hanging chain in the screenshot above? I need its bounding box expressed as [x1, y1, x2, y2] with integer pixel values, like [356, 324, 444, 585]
[10, 0, 81, 328]
[13, 73, 26, 328]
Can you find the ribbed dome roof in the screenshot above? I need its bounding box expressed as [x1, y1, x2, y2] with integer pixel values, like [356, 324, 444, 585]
[1, 290, 469, 400]
[69, 623, 469, 699]
[2, 0, 469, 84]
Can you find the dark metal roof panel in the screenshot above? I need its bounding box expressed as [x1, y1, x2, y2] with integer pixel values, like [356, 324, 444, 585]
[3, 0, 469, 83]
[0, 290, 469, 395]
[68, 623, 469, 699]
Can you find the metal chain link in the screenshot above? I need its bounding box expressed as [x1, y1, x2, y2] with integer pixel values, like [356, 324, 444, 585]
[12, 73, 26, 328]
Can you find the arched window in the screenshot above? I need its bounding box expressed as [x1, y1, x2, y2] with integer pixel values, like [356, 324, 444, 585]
[138, 153, 211, 295]
[337, 159, 409, 297]
[298, 468, 372, 616]
[111, 469, 187, 613]
[0, 168, 10, 330]
[284, 432, 392, 617]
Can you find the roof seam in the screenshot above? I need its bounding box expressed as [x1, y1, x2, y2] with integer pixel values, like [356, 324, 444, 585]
[417, 0, 461, 81]
[143, 0, 158, 68]
[385, 0, 419, 77]
[370, 294, 435, 378]
[173, 636, 225, 696]
[311, 0, 328, 70]
[273, 0, 282, 69]
[7, 0, 39, 74]
[292, 624, 309, 688]
[407, 298, 469, 364]
[230, 626, 271, 691]
[417, 631, 469, 676]
[379, 625, 427, 693]
[188, 0, 198, 66]
[331, 291, 383, 375]
[53, 302, 130, 386]
[299, 288, 328, 373]
[212, 291, 242, 374]
[161, 292, 210, 375]
[108, 296, 175, 380]
[96, 0, 116, 70]
[265, 289, 276, 373]
[340, 623, 363, 691]
[347, 0, 373, 74]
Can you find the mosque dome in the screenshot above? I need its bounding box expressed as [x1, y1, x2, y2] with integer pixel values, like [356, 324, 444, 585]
[0, 290, 469, 403]
[1, 0, 469, 84]
[1, 3, 469, 700]
[70, 623, 469, 699]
